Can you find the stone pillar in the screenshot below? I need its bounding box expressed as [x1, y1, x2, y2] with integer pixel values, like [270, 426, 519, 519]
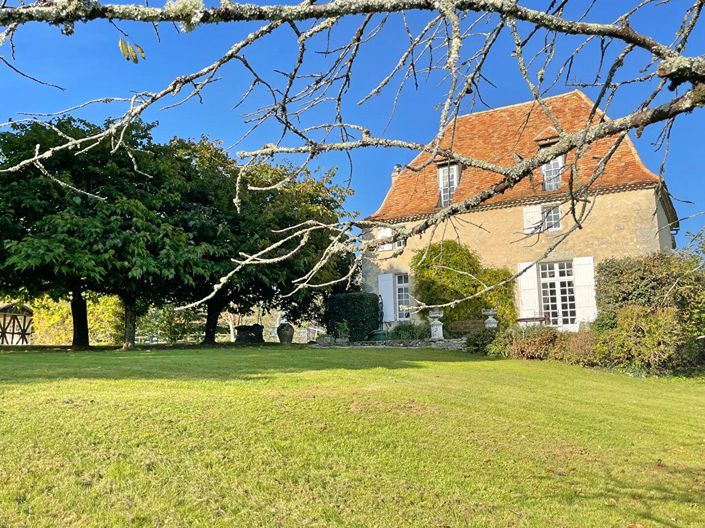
[429, 308, 444, 341]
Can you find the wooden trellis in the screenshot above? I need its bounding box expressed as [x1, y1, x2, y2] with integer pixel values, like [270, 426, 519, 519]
[0, 303, 33, 346]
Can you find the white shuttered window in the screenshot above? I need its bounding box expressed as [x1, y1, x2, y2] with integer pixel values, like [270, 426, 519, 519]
[396, 274, 411, 320]
[518, 257, 597, 330]
[542, 156, 564, 191]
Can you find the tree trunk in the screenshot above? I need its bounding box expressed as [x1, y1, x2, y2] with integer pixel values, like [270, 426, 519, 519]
[122, 296, 137, 350]
[71, 288, 90, 349]
[203, 300, 222, 345]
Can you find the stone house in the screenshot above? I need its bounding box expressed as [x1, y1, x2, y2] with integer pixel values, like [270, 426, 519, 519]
[362, 91, 678, 331]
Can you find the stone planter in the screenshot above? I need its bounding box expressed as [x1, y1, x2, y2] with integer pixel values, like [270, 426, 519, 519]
[316, 335, 335, 346]
[276, 322, 295, 345]
[334, 337, 350, 345]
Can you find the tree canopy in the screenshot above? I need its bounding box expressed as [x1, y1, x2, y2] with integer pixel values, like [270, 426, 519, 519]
[0, 119, 352, 346]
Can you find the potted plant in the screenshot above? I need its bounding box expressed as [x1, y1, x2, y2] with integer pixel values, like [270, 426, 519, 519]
[334, 321, 350, 344]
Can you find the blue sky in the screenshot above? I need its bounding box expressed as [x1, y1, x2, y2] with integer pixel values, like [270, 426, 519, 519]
[2, 1, 704, 245]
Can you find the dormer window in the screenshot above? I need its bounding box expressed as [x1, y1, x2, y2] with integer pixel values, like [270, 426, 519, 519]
[541, 155, 564, 191]
[438, 164, 459, 207]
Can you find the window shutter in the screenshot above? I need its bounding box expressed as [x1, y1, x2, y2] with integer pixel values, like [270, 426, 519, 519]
[378, 273, 395, 322]
[517, 262, 540, 319]
[377, 227, 393, 251]
[523, 205, 543, 234]
[573, 256, 597, 324]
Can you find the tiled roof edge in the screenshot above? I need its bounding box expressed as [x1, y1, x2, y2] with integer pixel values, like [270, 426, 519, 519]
[367, 182, 658, 224]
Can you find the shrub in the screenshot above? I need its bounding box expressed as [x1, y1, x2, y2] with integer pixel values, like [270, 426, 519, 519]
[483, 306, 703, 374]
[486, 326, 559, 360]
[465, 328, 498, 354]
[591, 311, 617, 332]
[550, 331, 597, 366]
[388, 321, 431, 340]
[324, 292, 379, 341]
[593, 305, 702, 374]
[334, 321, 350, 339]
[138, 304, 203, 343]
[596, 253, 705, 338]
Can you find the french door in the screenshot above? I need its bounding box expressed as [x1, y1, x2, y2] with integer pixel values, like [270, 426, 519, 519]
[539, 261, 577, 327]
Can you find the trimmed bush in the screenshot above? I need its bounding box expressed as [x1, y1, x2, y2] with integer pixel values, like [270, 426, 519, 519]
[484, 309, 702, 374]
[465, 328, 498, 354]
[593, 305, 701, 374]
[388, 321, 431, 340]
[324, 292, 379, 341]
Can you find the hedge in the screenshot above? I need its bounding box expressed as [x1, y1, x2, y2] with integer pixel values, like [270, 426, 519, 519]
[595, 253, 705, 337]
[324, 292, 379, 341]
[388, 321, 431, 340]
[480, 310, 703, 374]
[592, 305, 702, 374]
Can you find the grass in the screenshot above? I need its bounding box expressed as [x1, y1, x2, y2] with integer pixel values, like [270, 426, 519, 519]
[0, 346, 704, 527]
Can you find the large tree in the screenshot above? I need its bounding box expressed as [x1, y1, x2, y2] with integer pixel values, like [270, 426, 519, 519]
[0, 118, 119, 347]
[2, 0, 704, 309]
[168, 139, 352, 344]
[0, 118, 210, 348]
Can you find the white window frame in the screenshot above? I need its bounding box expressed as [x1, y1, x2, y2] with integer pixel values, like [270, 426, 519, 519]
[542, 205, 561, 232]
[539, 261, 577, 328]
[395, 273, 411, 320]
[437, 164, 459, 207]
[541, 156, 564, 191]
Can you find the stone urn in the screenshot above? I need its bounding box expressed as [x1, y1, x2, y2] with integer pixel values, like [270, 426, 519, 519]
[277, 322, 295, 345]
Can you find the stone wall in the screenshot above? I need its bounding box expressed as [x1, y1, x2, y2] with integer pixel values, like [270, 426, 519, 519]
[315, 338, 467, 350]
[362, 188, 672, 323]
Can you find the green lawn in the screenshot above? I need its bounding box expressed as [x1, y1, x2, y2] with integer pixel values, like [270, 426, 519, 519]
[0, 346, 703, 527]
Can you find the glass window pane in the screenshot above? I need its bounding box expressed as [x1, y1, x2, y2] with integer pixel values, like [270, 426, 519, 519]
[539, 261, 575, 327]
[438, 164, 459, 206]
[396, 273, 410, 319]
[542, 157, 563, 191]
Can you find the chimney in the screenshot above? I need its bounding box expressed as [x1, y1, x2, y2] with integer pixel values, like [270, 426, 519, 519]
[391, 164, 403, 181]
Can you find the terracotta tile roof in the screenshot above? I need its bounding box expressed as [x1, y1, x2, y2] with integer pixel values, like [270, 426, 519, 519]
[369, 90, 666, 222]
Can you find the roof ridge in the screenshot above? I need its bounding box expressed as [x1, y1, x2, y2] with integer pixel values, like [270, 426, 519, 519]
[456, 90, 585, 120]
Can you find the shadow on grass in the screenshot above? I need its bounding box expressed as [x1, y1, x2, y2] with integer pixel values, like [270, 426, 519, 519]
[0, 344, 495, 383]
[535, 459, 705, 528]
